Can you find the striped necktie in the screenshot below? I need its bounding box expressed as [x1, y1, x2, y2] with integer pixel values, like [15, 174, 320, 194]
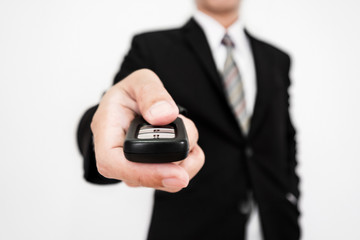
[221, 34, 250, 134]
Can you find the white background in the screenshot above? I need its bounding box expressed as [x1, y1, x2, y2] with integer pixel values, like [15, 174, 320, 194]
[1, 0, 359, 239]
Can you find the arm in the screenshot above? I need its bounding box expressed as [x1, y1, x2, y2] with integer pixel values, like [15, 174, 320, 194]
[76, 35, 152, 184]
[91, 69, 204, 192]
[77, 105, 119, 184]
[77, 37, 204, 191]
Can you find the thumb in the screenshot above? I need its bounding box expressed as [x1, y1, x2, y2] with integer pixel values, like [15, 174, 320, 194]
[122, 69, 179, 125]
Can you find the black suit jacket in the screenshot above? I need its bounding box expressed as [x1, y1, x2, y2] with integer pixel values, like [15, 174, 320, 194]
[77, 18, 300, 240]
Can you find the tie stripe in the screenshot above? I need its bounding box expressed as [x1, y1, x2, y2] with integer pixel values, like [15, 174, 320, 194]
[221, 34, 250, 134]
[224, 67, 239, 87]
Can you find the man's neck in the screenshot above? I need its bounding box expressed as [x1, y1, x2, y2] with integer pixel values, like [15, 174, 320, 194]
[197, 8, 239, 29]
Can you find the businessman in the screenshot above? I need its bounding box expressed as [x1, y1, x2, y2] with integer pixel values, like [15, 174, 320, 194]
[77, 0, 301, 239]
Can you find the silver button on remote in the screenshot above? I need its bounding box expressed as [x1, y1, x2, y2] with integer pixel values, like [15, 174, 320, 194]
[137, 125, 175, 139]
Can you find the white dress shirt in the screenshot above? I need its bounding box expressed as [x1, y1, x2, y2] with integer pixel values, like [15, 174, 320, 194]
[193, 10, 257, 117]
[194, 10, 263, 240]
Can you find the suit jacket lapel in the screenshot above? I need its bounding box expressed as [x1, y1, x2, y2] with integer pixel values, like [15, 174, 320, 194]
[182, 18, 225, 97]
[182, 19, 275, 139]
[182, 18, 246, 138]
[246, 31, 275, 139]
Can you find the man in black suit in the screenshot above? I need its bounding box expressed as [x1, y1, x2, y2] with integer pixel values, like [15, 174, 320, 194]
[77, 0, 301, 239]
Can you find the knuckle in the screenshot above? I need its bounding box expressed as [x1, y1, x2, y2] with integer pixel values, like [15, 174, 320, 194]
[134, 167, 162, 188]
[184, 117, 199, 141]
[134, 69, 161, 85]
[199, 147, 205, 162]
[96, 161, 112, 178]
[191, 122, 199, 139]
[195, 145, 205, 166]
[140, 68, 158, 80]
[193, 126, 199, 142]
[200, 154, 205, 167]
[124, 181, 139, 188]
[90, 115, 97, 133]
[95, 152, 116, 179]
[135, 173, 147, 187]
[90, 120, 96, 134]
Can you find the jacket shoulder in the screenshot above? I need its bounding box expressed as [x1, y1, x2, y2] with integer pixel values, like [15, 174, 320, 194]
[247, 31, 291, 63]
[132, 28, 183, 45]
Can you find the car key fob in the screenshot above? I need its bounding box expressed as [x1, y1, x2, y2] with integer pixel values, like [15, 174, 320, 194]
[124, 116, 189, 163]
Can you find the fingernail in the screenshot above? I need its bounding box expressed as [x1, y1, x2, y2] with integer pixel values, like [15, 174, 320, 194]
[148, 101, 174, 118]
[162, 178, 188, 189]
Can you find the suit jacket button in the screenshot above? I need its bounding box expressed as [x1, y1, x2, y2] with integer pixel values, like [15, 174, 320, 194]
[245, 147, 253, 158]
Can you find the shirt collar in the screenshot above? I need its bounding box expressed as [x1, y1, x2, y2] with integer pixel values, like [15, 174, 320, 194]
[193, 9, 246, 52]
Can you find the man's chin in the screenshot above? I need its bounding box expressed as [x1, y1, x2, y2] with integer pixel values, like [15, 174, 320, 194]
[203, 2, 239, 14]
[214, 7, 238, 14]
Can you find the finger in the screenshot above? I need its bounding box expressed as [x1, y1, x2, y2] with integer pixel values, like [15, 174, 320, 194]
[124, 181, 141, 188]
[124, 145, 205, 193]
[179, 144, 205, 180]
[92, 69, 171, 149]
[92, 105, 134, 150]
[155, 145, 205, 192]
[97, 148, 190, 190]
[120, 69, 179, 125]
[178, 115, 199, 151]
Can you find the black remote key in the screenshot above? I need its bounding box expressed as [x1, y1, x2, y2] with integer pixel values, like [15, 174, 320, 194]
[124, 116, 189, 163]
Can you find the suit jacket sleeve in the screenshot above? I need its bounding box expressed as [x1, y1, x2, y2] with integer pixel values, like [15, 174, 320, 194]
[285, 56, 300, 199]
[77, 35, 151, 184]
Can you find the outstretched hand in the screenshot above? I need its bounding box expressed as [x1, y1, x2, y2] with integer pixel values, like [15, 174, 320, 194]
[91, 69, 205, 193]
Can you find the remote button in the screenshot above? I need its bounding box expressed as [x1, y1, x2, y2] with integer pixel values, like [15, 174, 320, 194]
[137, 132, 175, 139]
[139, 125, 175, 134]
